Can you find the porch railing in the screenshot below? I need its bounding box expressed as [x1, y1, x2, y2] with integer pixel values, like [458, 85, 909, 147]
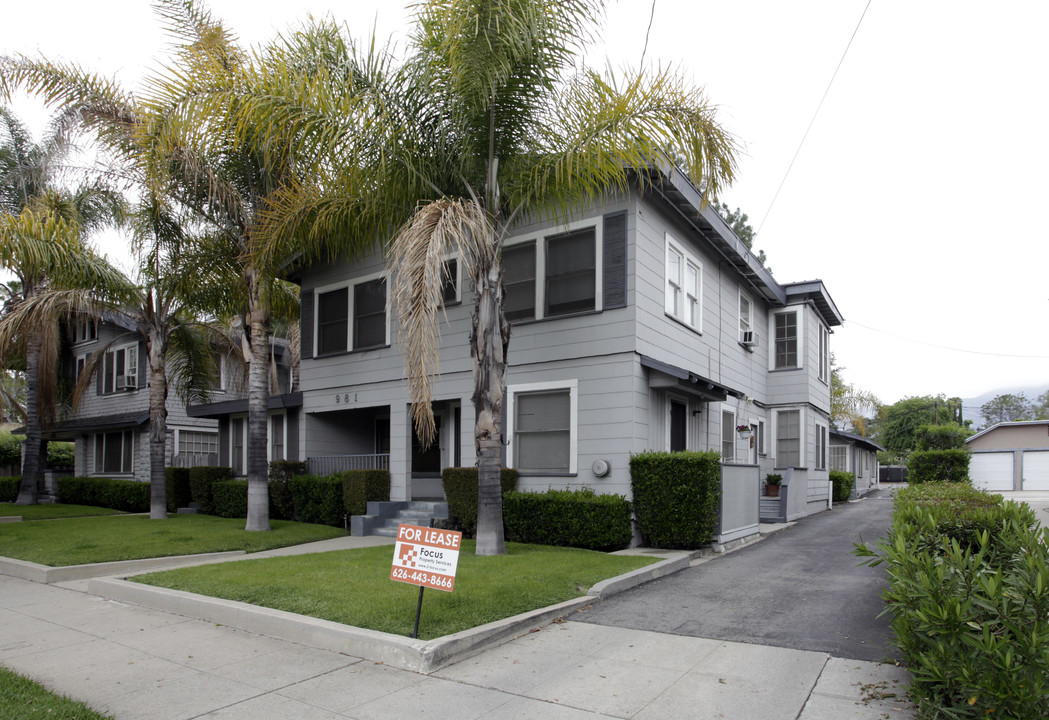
[169, 452, 219, 468]
[308, 454, 390, 475]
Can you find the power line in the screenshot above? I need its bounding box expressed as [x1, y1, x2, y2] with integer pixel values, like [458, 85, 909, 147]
[847, 320, 1049, 360]
[757, 0, 873, 235]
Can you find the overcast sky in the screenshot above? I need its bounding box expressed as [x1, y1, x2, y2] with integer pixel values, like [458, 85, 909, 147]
[4, 0, 1048, 415]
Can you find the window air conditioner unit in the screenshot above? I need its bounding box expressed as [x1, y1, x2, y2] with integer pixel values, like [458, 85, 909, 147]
[116, 376, 125, 390]
[740, 330, 755, 346]
[120, 374, 137, 389]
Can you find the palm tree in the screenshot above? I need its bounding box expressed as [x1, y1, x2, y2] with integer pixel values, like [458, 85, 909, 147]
[2, 1, 305, 528]
[239, 0, 738, 554]
[0, 108, 124, 504]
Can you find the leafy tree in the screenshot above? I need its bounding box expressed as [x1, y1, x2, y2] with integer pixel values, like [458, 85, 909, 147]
[3, 1, 303, 528]
[829, 354, 879, 435]
[1035, 390, 1049, 420]
[714, 200, 768, 269]
[242, 0, 738, 554]
[874, 395, 964, 460]
[981, 393, 1032, 425]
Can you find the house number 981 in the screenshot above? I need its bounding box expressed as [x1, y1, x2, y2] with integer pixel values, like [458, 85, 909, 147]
[335, 393, 351, 404]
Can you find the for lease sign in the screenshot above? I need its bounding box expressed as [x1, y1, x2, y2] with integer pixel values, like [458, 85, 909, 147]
[390, 524, 463, 592]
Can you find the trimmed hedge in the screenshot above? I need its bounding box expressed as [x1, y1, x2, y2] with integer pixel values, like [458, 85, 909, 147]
[630, 451, 721, 549]
[188, 466, 233, 515]
[268, 461, 307, 521]
[165, 467, 192, 512]
[0, 475, 19, 502]
[290, 474, 345, 527]
[47, 442, 75, 468]
[211, 480, 249, 518]
[830, 470, 855, 502]
[441, 467, 519, 537]
[503, 487, 632, 551]
[907, 448, 970, 484]
[856, 484, 1049, 718]
[56, 477, 149, 512]
[0, 433, 20, 468]
[341, 470, 390, 518]
[914, 423, 970, 451]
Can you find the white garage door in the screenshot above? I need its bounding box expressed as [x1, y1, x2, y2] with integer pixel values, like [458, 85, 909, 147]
[1023, 451, 1049, 490]
[970, 452, 1014, 491]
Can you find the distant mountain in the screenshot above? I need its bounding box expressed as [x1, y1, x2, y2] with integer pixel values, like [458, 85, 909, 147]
[963, 384, 1049, 430]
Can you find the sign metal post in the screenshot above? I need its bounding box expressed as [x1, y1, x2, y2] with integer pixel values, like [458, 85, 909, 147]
[390, 520, 463, 639]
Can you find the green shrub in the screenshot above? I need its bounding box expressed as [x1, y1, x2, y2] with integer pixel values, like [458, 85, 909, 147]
[914, 423, 971, 451]
[630, 451, 721, 549]
[46, 441, 75, 468]
[830, 470, 855, 502]
[765, 473, 782, 486]
[441, 467, 519, 537]
[211, 480, 249, 518]
[503, 487, 632, 551]
[0, 433, 21, 469]
[188, 466, 233, 514]
[0, 475, 19, 502]
[56, 477, 150, 512]
[165, 467, 192, 512]
[341, 470, 390, 518]
[907, 448, 970, 484]
[856, 484, 1049, 718]
[268, 461, 306, 520]
[290, 474, 345, 527]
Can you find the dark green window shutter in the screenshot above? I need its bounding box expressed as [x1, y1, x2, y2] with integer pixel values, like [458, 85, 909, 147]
[603, 211, 628, 309]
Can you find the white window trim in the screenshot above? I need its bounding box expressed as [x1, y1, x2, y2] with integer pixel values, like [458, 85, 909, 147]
[720, 406, 737, 463]
[74, 353, 88, 384]
[756, 418, 766, 456]
[769, 307, 805, 371]
[268, 410, 288, 462]
[665, 233, 703, 332]
[104, 342, 139, 393]
[774, 407, 806, 468]
[313, 270, 390, 356]
[738, 290, 752, 343]
[505, 379, 578, 474]
[93, 430, 134, 475]
[815, 419, 829, 471]
[502, 217, 604, 322]
[73, 319, 97, 345]
[230, 414, 247, 477]
[442, 253, 463, 304]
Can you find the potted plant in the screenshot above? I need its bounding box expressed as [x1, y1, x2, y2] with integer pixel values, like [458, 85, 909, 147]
[736, 424, 753, 441]
[765, 473, 782, 497]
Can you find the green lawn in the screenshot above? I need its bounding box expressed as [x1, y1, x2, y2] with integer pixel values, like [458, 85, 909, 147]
[0, 514, 347, 566]
[134, 541, 657, 640]
[0, 666, 114, 719]
[0, 503, 125, 520]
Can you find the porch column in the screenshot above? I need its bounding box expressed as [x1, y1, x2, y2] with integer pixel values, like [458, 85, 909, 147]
[459, 399, 477, 468]
[389, 404, 410, 501]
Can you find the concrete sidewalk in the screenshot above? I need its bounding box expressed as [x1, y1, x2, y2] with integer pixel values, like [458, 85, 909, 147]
[0, 543, 914, 720]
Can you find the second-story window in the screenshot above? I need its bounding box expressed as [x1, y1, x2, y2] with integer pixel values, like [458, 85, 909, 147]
[103, 344, 138, 393]
[739, 292, 753, 343]
[354, 279, 387, 349]
[502, 221, 600, 323]
[73, 320, 97, 344]
[665, 235, 701, 330]
[818, 323, 830, 383]
[314, 276, 388, 355]
[316, 287, 349, 355]
[774, 311, 798, 369]
[545, 228, 595, 317]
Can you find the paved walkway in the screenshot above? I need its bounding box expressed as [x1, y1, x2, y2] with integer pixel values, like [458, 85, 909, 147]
[0, 506, 915, 720]
[575, 489, 897, 662]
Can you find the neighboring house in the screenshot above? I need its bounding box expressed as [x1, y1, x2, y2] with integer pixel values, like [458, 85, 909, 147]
[52, 314, 218, 480]
[829, 429, 883, 498]
[966, 420, 1049, 491]
[289, 162, 844, 524]
[186, 339, 302, 474]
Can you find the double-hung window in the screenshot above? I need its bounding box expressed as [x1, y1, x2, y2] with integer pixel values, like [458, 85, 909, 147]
[507, 381, 577, 474]
[502, 221, 599, 323]
[103, 344, 138, 393]
[73, 320, 97, 344]
[94, 430, 133, 474]
[315, 276, 388, 355]
[776, 409, 801, 467]
[739, 292, 753, 343]
[818, 323, 830, 383]
[178, 430, 218, 463]
[721, 410, 736, 462]
[270, 414, 286, 462]
[829, 445, 847, 472]
[815, 422, 828, 470]
[231, 417, 246, 476]
[665, 235, 702, 330]
[774, 311, 798, 369]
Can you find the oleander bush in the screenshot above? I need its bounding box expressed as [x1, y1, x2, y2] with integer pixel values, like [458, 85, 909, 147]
[503, 487, 632, 551]
[290, 474, 345, 527]
[441, 467, 518, 537]
[630, 451, 721, 549]
[856, 484, 1049, 718]
[56, 477, 150, 512]
[830, 470, 855, 502]
[907, 448, 970, 484]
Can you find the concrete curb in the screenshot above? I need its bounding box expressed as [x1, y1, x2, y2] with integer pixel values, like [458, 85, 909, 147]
[0, 516, 21, 523]
[0, 551, 244, 584]
[88, 552, 693, 673]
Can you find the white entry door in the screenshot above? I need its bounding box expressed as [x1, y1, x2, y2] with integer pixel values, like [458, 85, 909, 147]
[970, 452, 1014, 491]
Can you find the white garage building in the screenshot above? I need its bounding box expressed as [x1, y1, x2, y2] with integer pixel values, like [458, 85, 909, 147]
[966, 420, 1049, 491]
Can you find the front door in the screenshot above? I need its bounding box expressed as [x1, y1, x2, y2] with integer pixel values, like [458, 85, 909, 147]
[670, 400, 687, 452]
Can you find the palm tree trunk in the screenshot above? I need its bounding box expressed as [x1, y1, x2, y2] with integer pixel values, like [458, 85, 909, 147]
[148, 341, 168, 520]
[16, 337, 42, 505]
[245, 305, 271, 531]
[472, 254, 509, 555]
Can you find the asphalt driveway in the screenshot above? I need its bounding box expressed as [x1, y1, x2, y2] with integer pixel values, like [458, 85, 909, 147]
[574, 488, 899, 662]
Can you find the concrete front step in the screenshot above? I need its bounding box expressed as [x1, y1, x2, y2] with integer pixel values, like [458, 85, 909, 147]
[350, 501, 450, 537]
